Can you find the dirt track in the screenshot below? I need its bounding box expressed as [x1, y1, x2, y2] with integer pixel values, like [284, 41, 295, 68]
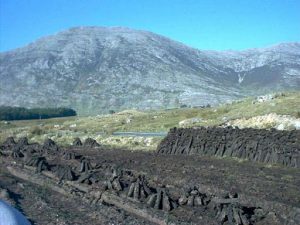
[0, 135, 300, 225]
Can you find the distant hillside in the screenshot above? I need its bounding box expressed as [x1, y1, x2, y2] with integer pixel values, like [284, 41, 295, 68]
[0, 26, 299, 115]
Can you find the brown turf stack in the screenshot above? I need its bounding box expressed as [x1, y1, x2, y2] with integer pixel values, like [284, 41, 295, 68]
[157, 127, 300, 168]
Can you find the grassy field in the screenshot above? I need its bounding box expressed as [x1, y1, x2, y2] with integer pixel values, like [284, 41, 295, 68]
[1, 91, 299, 150]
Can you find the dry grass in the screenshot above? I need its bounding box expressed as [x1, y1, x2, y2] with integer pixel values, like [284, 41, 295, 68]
[1, 91, 299, 149]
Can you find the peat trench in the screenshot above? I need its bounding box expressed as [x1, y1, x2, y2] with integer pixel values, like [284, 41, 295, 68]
[0, 129, 299, 225]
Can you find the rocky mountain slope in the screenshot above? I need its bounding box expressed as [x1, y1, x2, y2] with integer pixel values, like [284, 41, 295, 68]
[0, 26, 299, 115]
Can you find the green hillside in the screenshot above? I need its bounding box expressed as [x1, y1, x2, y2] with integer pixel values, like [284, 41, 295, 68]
[1, 92, 299, 150]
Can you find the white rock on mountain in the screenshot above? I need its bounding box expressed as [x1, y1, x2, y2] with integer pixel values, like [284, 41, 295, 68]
[226, 113, 300, 130]
[179, 118, 203, 127]
[0, 26, 299, 115]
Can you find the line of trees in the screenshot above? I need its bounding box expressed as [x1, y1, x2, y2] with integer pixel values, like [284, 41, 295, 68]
[0, 106, 77, 121]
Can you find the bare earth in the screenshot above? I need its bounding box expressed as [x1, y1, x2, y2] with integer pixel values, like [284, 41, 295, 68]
[0, 135, 299, 225]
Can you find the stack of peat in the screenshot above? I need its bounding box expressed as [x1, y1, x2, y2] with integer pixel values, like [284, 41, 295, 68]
[157, 127, 300, 168]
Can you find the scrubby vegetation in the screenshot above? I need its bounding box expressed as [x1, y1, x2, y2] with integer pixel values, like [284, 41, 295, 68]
[0, 92, 299, 150]
[0, 106, 76, 121]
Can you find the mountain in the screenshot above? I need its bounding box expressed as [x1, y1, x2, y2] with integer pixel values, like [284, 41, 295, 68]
[0, 26, 299, 115]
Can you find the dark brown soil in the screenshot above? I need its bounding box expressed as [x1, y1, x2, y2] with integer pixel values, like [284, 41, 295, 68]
[0, 170, 153, 225]
[0, 135, 299, 225]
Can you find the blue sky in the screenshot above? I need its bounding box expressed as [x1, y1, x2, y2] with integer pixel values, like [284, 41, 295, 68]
[0, 0, 299, 52]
